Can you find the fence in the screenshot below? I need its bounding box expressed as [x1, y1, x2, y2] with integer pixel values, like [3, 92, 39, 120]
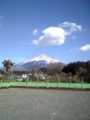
[0, 75, 90, 89]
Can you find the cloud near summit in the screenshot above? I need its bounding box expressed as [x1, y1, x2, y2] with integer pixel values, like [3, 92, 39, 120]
[31, 22, 82, 46]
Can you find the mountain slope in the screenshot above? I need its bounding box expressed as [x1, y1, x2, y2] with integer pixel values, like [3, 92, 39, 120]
[13, 54, 65, 71]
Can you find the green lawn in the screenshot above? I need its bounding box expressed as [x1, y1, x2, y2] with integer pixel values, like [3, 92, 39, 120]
[0, 81, 90, 89]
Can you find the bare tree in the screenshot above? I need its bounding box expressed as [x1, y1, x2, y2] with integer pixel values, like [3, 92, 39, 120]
[46, 62, 63, 76]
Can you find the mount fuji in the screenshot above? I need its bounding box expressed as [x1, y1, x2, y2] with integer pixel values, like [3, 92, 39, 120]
[12, 54, 65, 71]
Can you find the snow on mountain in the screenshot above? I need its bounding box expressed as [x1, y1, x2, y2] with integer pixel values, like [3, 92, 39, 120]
[22, 54, 60, 64]
[13, 54, 65, 70]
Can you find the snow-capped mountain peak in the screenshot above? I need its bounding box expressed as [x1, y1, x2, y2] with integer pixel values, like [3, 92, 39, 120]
[28, 54, 60, 63]
[13, 54, 64, 70]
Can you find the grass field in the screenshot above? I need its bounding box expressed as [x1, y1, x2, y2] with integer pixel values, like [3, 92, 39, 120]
[0, 81, 90, 89]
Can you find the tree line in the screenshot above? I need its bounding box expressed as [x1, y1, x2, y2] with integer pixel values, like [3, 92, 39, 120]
[0, 59, 90, 83]
[62, 61, 90, 76]
[0, 59, 90, 77]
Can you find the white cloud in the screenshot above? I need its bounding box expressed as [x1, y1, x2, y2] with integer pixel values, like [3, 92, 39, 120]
[70, 44, 90, 53]
[70, 47, 79, 53]
[32, 27, 66, 46]
[80, 44, 90, 52]
[32, 29, 38, 35]
[31, 22, 82, 46]
[59, 22, 82, 33]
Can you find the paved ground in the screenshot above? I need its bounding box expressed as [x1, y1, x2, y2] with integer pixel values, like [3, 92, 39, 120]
[0, 88, 90, 120]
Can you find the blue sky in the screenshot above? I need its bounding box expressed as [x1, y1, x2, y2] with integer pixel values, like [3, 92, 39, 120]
[0, 0, 90, 66]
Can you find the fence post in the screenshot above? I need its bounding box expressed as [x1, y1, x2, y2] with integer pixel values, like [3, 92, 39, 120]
[9, 76, 10, 87]
[27, 76, 30, 86]
[81, 77, 84, 89]
[57, 75, 60, 88]
[26, 78, 28, 87]
[8, 77, 10, 87]
[70, 76, 71, 88]
[36, 75, 38, 87]
[17, 77, 20, 86]
[46, 76, 49, 88]
[1, 77, 3, 88]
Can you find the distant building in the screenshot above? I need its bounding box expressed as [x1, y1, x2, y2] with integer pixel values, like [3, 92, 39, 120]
[22, 74, 28, 79]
